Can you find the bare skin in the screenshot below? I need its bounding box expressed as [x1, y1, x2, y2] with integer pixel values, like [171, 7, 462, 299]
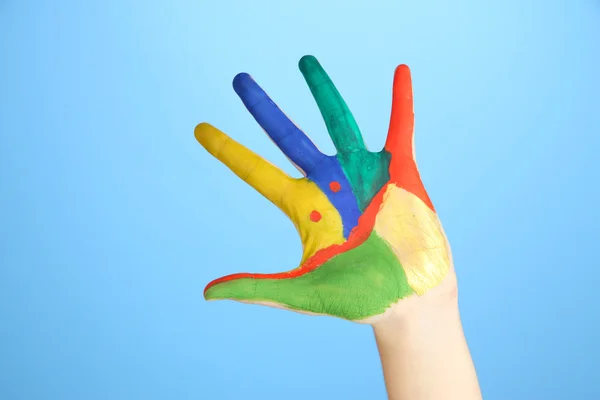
[373, 269, 482, 400]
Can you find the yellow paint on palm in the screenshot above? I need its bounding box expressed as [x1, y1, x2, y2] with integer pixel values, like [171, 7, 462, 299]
[283, 179, 346, 262]
[195, 123, 345, 262]
[373, 184, 451, 295]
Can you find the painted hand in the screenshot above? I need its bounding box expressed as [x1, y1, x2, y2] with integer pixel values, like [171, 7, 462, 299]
[195, 56, 453, 323]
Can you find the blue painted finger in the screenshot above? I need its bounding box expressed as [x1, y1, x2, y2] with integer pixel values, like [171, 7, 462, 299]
[233, 73, 325, 175]
[232, 72, 361, 238]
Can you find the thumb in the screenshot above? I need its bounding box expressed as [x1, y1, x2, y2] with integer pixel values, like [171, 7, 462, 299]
[204, 271, 316, 312]
[204, 233, 414, 321]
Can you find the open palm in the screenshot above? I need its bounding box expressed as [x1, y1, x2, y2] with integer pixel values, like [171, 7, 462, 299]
[195, 56, 453, 323]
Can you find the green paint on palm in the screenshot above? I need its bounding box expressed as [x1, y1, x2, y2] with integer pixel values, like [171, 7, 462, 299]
[299, 55, 391, 210]
[336, 150, 391, 211]
[204, 232, 414, 321]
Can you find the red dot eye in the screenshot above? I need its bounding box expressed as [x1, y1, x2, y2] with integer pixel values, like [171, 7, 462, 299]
[310, 210, 322, 222]
[329, 181, 341, 192]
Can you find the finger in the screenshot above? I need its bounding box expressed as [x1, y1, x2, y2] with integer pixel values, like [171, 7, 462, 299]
[232, 73, 326, 175]
[203, 231, 414, 322]
[204, 271, 318, 314]
[299, 55, 366, 154]
[194, 122, 294, 208]
[385, 64, 415, 160]
[382, 66, 434, 211]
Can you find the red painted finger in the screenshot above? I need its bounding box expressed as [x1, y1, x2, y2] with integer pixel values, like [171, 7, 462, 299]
[385, 65, 434, 211]
[385, 64, 415, 160]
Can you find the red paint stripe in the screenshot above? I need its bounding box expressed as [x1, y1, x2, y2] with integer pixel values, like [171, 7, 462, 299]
[203, 184, 388, 295]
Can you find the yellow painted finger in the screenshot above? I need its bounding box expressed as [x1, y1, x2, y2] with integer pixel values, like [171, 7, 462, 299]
[194, 122, 294, 209]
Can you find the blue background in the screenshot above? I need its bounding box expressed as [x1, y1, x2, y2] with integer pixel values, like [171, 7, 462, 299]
[2, 1, 599, 399]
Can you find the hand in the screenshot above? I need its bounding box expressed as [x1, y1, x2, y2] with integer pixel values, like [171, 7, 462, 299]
[195, 55, 454, 323]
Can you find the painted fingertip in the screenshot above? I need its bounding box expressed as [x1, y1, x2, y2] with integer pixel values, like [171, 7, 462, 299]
[204, 278, 227, 300]
[203, 284, 220, 300]
[395, 64, 410, 74]
[194, 122, 213, 142]
[298, 54, 319, 73]
[233, 72, 269, 109]
[194, 123, 226, 156]
[232, 72, 253, 94]
[393, 65, 413, 98]
[204, 277, 258, 302]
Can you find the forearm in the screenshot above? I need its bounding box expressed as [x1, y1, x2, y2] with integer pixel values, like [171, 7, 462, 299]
[373, 293, 482, 400]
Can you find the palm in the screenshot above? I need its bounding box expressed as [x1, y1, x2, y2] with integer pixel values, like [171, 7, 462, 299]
[196, 56, 451, 323]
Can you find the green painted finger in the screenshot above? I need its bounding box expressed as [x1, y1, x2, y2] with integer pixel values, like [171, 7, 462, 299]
[299, 55, 366, 154]
[297, 55, 391, 211]
[204, 232, 414, 321]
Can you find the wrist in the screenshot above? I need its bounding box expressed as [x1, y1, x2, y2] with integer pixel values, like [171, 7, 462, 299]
[370, 271, 482, 400]
[372, 268, 459, 332]
[372, 296, 461, 346]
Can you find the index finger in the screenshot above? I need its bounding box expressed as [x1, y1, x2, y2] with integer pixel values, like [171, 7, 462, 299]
[194, 122, 295, 209]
